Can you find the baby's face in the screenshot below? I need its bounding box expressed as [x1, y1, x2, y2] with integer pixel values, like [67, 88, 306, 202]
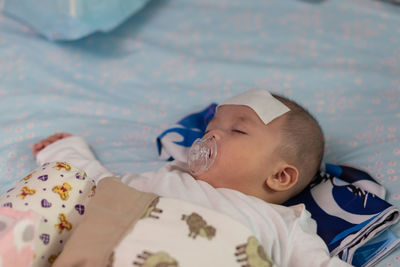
[192, 105, 284, 197]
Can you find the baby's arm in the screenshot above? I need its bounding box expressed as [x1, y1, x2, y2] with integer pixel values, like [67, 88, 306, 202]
[34, 133, 114, 182]
[32, 133, 73, 156]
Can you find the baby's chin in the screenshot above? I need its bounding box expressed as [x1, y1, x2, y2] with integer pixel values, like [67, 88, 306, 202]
[190, 171, 204, 181]
[190, 169, 210, 182]
[190, 170, 221, 189]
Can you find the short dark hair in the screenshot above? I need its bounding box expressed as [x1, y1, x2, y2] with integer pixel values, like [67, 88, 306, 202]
[272, 94, 325, 196]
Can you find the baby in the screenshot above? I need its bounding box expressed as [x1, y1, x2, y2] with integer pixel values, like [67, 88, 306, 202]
[12, 89, 351, 266]
[33, 90, 323, 206]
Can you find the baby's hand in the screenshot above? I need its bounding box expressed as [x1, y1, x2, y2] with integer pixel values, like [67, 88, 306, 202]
[32, 133, 72, 156]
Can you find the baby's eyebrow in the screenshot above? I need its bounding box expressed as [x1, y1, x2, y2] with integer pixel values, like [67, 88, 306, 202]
[237, 116, 249, 122]
[207, 113, 256, 128]
[236, 115, 255, 125]
[208, 115, 253, 125]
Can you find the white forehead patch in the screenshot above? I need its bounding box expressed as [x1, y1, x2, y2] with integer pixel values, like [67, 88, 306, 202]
[218, 89, 290, 124]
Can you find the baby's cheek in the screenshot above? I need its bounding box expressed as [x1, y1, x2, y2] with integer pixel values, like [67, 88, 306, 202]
[216, 147, 240, 172]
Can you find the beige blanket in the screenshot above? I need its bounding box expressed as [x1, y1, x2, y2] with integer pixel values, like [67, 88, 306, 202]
[53, 177, 158, 267]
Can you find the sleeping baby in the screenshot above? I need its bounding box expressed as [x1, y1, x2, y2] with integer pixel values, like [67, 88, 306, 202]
[1, 89, 352, 267]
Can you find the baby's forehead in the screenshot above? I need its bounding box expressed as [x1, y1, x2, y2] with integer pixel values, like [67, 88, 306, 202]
[216, 105, 259, 119]
[214, 105, 268, 127]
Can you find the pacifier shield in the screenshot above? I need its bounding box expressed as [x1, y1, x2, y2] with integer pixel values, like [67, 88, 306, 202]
[187, 136, 217, 176]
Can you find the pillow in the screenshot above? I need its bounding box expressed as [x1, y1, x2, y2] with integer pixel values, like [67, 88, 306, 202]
[1, 0, 151, 40]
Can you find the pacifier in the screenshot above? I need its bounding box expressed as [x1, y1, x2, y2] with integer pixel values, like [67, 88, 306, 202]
[187, 136, 217, 176]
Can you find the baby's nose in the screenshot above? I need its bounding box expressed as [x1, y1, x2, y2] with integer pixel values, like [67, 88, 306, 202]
[205, 129, 222, 141]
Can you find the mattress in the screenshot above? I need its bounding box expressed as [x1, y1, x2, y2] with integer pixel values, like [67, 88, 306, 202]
[0, 0, 399, 265]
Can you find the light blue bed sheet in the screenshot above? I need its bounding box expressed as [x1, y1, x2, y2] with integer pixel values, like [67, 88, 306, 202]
[0, 0, 399, 265]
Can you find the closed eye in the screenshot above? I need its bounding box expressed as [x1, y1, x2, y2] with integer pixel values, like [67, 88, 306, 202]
[232, 129, 247, 134]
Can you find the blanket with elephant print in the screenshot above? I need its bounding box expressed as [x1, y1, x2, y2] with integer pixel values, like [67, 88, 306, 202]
[114, 197, 272, 267]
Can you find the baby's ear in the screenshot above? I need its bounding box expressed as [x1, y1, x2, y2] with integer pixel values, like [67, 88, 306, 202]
[266, 164, 298, 192]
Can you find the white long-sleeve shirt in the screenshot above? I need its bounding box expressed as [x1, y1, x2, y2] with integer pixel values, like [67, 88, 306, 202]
[36, 136, 352, 267]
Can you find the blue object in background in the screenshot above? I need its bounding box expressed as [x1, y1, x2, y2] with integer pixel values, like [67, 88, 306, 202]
[2, 0, 151, 40]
